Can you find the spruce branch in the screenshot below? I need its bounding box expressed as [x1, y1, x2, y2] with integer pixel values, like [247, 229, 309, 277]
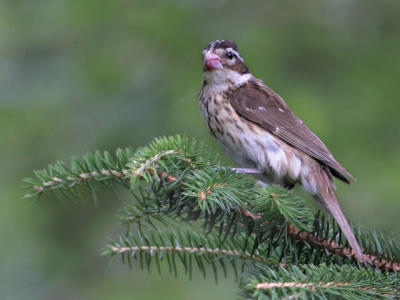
[109, 245, 264, 262]
[103, 229, 276, 281]
[121, 165, 400, 270]
[240, 207, 400, 272]
[105, 230, 268, 263]
[24, 135, 400, 298]
[25, 135, 400, 269]
[243, 264, 400, 299]
[23, 148, 136, 200]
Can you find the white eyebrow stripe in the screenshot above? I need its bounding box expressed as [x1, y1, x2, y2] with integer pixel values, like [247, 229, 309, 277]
[226, 48, 244, 62]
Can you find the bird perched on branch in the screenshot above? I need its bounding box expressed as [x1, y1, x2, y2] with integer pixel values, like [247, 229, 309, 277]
[198, 40, 363, 261]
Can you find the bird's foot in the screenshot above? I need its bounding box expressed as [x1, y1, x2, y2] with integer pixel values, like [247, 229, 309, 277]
[231, 168, 263, 174]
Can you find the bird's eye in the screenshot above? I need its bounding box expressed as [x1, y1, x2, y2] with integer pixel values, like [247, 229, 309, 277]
[226, 51, 234, 59]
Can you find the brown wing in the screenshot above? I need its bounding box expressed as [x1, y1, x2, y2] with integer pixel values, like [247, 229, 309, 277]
[229, 80, 356, 183]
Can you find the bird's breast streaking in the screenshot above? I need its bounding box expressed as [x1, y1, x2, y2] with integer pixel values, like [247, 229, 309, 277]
[199, 86, 304, 188]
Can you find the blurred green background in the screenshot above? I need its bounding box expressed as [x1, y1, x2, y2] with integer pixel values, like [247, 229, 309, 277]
[1, 1, 399, 299]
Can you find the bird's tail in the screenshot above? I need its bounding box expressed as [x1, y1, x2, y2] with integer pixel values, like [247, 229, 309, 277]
[314, 191, 364, 262]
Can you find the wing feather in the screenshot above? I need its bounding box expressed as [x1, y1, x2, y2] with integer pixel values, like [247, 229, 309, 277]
[229, 81, 356, 183]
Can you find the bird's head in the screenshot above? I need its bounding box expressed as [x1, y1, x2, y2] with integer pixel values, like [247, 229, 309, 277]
[202, 40, 251, 88]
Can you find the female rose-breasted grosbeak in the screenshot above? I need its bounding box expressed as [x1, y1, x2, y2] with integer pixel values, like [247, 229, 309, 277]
[198, 40, 363, 261]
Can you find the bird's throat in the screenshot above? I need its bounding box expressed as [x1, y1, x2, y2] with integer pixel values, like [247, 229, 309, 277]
[202, 70, 252, 95]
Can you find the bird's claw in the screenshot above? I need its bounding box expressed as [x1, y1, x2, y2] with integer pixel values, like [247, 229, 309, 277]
[231, 168, 263, 174]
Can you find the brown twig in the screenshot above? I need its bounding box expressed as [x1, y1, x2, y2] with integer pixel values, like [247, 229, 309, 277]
[285, 224, 400, 272]
[238, 207, 400, 272]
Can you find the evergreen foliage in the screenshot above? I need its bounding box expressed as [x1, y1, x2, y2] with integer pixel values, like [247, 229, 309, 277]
[24, 135, 400, 299]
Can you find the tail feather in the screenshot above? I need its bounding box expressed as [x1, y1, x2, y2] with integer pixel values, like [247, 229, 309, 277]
[316, 192, 364, 262]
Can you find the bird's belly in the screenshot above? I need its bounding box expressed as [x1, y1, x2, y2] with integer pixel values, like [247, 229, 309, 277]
[200, 93, 302, 186]
[219, 125, 296, 185]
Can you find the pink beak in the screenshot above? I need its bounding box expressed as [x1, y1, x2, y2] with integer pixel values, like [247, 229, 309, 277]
[203, 51, 223, 71]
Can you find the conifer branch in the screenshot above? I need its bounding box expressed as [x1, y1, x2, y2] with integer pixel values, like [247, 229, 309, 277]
[244, 264, 400, 299]
[240, 208, 400, 271]
[103, 229, 278, 281]
[109, 245, 267, 263]
[285, 225, 400, 272]
[126, 166, 400, 271]
[254, 281, 352, 289]
[31, 168, 130, 193]
[24, 135, 400, 299]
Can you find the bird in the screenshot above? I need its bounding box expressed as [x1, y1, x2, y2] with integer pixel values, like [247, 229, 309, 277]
[198, 39, 363, 261]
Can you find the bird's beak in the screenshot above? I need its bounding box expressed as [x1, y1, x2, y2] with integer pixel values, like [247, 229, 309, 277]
[203, 51, 223, 71]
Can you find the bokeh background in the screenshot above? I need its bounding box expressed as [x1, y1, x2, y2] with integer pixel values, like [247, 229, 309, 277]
[1, 1, 400, 299]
